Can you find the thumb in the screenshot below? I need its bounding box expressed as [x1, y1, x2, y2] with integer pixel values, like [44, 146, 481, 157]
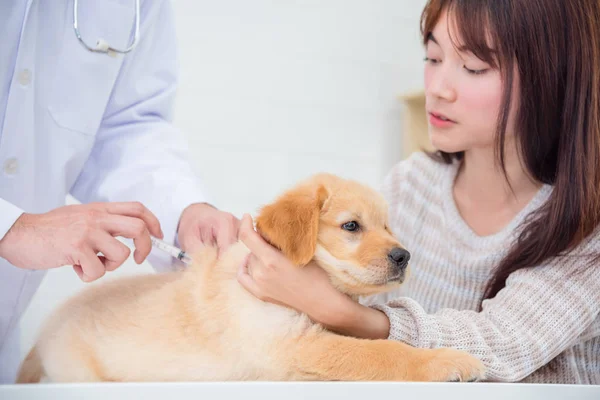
[237, 213, 253, 240]
[238, 213, 275, 261]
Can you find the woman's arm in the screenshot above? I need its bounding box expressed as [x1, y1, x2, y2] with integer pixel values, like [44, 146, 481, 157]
[237, 214, 600, 382]
[312, 293, 391, 339]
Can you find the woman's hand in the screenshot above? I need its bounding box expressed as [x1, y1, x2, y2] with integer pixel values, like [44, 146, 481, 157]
[236, 214, 391, 339]
[236, 214, 341, 313]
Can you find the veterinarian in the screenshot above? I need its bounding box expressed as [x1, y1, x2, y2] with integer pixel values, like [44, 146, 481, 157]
[237, 0, 600, 384]
[0, 1, 239, 384]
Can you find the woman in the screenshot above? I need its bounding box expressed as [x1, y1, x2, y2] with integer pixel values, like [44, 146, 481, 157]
[236, 0, 600, 384]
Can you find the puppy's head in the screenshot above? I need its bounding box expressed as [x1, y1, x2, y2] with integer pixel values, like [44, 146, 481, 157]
[255, 173, 410, 297]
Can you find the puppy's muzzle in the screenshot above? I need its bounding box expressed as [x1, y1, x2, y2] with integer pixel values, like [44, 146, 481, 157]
[388, 247, 410, 278]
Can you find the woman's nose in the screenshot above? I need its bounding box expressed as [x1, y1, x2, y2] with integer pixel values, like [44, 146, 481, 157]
[426, 65, 457, 102]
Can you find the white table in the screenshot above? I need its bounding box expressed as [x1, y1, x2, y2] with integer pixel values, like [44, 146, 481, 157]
[2, 382, 599, 400]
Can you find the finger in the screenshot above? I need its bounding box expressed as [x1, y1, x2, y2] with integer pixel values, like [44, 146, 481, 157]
[90, 231, 131, 271]
[75, 247, 106, 282]
[99, 215, 152, 264]
[179, 234, 203, 254]
[236, 253, 263, 298]
[237, 255, 289, 308]
[238, 214, 277, 261]
[216, 218, 238, 252]
[200, 224, 216, 246]
[102, 202, 163, 239]
[131, 234, 152, 265]
[72, 264, 84, 280]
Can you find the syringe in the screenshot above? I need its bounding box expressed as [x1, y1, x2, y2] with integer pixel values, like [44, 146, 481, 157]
[150, 236, 192, 265]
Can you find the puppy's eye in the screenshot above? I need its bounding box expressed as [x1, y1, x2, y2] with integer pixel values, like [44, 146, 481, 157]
[342, 221, 360, 232]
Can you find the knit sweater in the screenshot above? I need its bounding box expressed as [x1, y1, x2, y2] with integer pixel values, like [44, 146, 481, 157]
[361, 151, 600, 384]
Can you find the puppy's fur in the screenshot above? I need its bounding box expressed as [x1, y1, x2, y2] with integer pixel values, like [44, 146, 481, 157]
[17, 173, 485, 383]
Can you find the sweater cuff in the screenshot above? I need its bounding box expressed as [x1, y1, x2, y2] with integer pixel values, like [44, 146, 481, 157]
[370, 297, 438, 348]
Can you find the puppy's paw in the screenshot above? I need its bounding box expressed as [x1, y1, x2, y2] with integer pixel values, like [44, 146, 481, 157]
[412, 348, 486, 382]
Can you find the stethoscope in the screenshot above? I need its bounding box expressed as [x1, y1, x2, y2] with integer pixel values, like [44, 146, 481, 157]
[73, 0, 140, 55]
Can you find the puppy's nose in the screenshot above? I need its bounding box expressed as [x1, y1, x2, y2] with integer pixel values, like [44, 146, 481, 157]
[388, 247, 410, 272]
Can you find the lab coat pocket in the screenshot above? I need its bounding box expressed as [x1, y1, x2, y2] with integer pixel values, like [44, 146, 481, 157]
[47, 0, 136, 136]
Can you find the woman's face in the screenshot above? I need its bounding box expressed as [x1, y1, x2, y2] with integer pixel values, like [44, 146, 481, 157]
[423, 10, 519, 154]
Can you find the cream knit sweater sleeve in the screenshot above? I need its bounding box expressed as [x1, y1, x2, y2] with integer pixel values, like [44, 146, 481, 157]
[369, 152, 600, 383]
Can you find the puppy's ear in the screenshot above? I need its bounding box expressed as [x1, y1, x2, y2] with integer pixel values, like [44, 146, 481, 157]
[255, 183, 329, 266]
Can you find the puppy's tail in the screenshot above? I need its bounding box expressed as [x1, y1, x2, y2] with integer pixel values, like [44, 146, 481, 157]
[16, 346, 44, 384]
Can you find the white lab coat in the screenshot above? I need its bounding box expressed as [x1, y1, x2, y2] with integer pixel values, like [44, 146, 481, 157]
[0, 0, 210, 383]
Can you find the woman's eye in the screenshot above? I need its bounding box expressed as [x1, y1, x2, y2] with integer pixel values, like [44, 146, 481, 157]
[464, 66, 489, 75]
[342, 221, 359, 232]
[424, 57, 440, 64]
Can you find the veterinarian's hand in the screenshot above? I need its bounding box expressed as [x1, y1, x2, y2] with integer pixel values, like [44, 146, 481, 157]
[236, 213, 344, 316]
[176, 202, 240, 255]
[0, 202, 163, 282]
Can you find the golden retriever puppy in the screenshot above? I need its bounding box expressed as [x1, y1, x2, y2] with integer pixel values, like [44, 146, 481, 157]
[16, 173, 485, 383]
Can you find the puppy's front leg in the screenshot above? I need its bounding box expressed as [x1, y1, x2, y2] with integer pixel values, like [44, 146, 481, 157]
[292, 332, 485, 382]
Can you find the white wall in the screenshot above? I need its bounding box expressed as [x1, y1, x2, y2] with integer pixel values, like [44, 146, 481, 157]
[18, 0, 428, 358]
[174, 0, 428, 217]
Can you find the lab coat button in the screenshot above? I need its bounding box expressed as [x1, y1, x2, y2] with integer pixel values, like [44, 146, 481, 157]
[18, 69, 32, 86]
[3, 158, 19, 176]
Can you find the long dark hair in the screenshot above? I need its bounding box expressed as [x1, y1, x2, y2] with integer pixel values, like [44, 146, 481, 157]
[419, 0, 600, 308]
